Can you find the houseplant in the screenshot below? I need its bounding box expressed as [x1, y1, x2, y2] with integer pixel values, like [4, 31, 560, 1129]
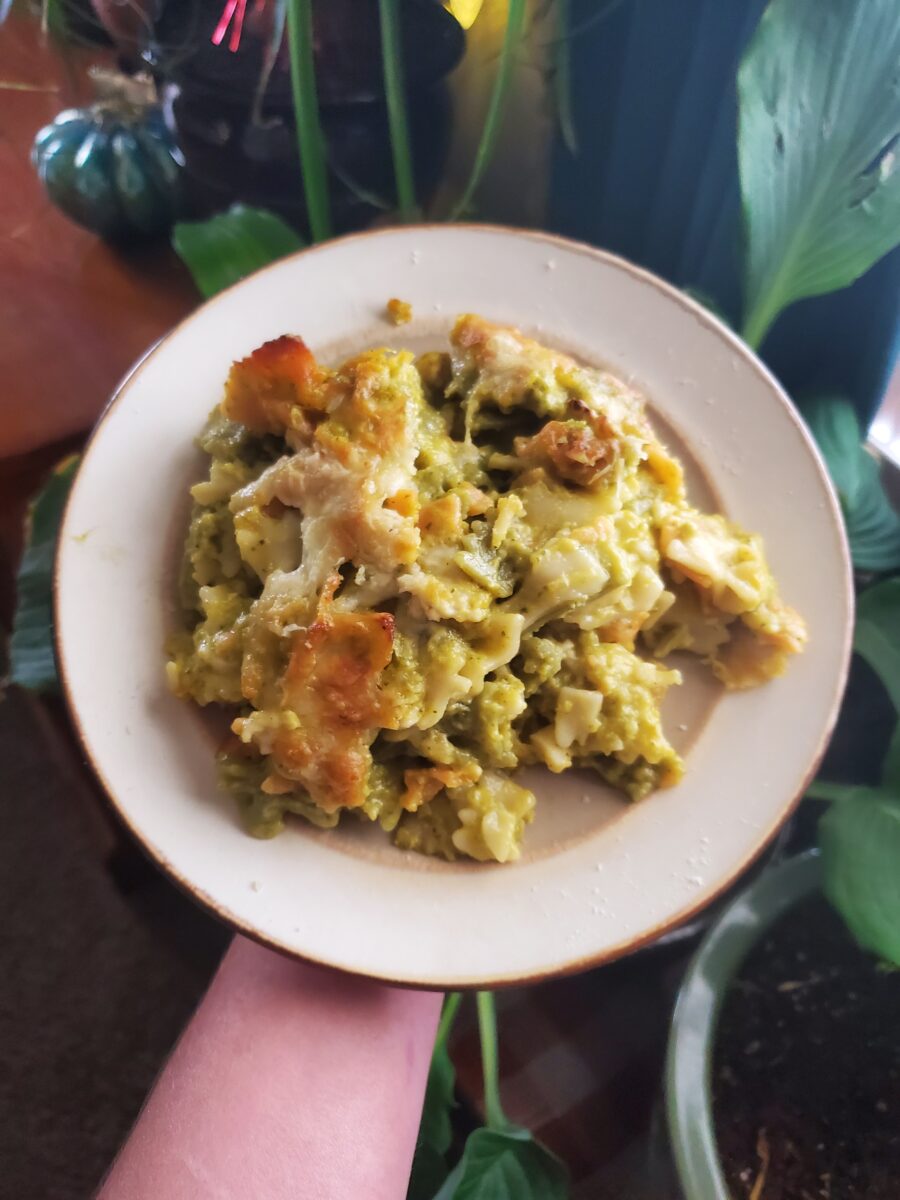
[666, 848, 900, 1199]
[667, 716, 900, 1199]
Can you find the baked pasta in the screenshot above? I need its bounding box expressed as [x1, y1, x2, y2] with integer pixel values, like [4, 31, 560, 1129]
[167, 316, 806, 862]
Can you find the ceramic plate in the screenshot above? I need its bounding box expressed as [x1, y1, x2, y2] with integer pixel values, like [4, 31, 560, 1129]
[55, 226, 852, 987]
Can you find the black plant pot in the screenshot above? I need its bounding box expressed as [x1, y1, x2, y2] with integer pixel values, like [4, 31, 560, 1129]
[145, 0, 465, 234]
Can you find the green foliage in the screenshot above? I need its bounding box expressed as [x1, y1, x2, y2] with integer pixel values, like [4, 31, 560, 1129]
[738, 0, 900, 348]
[450, 0, 527, 219]
[820, 792, 900, 965]
[410, 992, 569, 1199]
[379, 0, 417, 219]
[8, 457, 79, 692]
[854, 578, 900, 716]
[816, 579, 900, 966]
[172, 205, 303, 298]
[433, 1127, 569, 1200]
[285, 0, 332, 242]
[852, 574, 900, 828]
[552, 0, 577, 155]
[408, 994, 461, 1200]
[804, 397, 900, 574]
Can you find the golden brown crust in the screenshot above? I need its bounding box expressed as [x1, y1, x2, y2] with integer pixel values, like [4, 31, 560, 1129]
[516, 419, 615, 488]
[223, 335, 333, 434]
[171, 314, 809, 864]
[271, 601, 396, 811]
[401, 764, 479, 813]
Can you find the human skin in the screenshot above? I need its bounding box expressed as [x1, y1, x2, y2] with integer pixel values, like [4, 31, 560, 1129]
[98, 936, 442, 1200]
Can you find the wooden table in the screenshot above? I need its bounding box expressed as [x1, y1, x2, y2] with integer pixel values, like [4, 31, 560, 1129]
[0, 12, 195, 614]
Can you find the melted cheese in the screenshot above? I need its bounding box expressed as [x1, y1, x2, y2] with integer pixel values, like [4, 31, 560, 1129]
[169, 314, 806, 862]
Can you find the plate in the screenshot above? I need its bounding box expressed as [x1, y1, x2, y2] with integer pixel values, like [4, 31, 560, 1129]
[55, 225, 852, 987]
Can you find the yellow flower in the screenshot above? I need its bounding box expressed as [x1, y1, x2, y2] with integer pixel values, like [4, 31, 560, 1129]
[445, 0, 484, 30]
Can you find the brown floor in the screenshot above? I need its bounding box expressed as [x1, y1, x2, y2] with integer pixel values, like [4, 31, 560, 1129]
[0, 688, 227, 1200]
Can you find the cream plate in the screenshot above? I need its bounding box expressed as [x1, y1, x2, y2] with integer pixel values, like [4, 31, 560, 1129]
[55, 226, 852, 988]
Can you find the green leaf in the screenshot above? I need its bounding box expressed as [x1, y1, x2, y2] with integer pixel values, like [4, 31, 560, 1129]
[813, 576, 900, 798]
[407, 993, 461, 1200]
[553, 0, 577, 155]
[379, 0, 417, 219]
[450, 0, 527, 219]
[8, 456, 79, 692]
[804, 397, 900, 573]
[806, 780, 888, 804]
[854, 578, 900, 714]
[882, 725, 900, 790]
[738, 0, 900, 348]
[408, 1142, 451, 1200]
[172, 205, 304, 299]
[820, 790, 900, 965]
[433, 1127, 569, 1200]
[419, 1032, 456, 1156]
[285, 0, 333, 243]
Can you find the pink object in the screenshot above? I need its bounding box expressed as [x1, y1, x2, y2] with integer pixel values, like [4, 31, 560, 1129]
[98, 936, 442, 1200]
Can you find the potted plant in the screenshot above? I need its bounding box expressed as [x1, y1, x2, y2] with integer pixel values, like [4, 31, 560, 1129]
[666, 579, 900, 1199]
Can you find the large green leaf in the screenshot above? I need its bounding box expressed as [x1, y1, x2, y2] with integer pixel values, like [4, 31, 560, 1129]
[815, 577, 900, 946]
[820, 790, 900, 965]
[804, 397, 900, 573]
[172, 205, 304, 299]
[855, 578, 900, 788]
[738, 0, 900, 348]
[433, 1127, 569, 1200]
[881, 726, 900, 791]
[854, 578, 900, 714]
[8, 456, 79, 692]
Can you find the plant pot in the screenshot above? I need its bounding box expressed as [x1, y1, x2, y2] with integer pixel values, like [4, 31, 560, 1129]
[665, 850, 900, 1198]
[666, 852, 820, 1198]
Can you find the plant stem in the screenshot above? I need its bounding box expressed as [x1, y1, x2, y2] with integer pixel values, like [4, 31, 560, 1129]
[741, 290, 781, 351]
[450, 0, 527, 220]
[553, 0, 576, 154]
[476, 991, 507, 1132]
[436, 991, 462, 1047]
[285, 0, 332, 243]
[378, 0, 417, 220]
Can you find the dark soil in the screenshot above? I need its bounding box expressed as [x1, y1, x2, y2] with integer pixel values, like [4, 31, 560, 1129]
[714, 894, 900, 1200]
